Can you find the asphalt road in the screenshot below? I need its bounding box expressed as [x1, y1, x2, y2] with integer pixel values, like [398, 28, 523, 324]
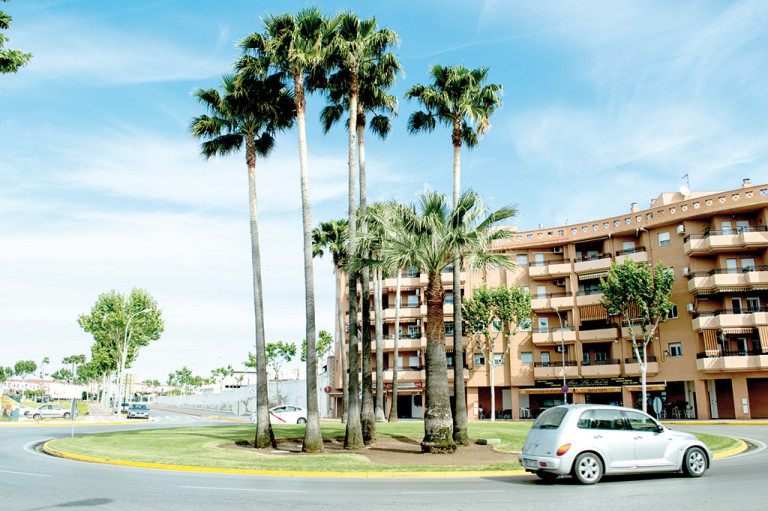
[2, 408, 767, 511]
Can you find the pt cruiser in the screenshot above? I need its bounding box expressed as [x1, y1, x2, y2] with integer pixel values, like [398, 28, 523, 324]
[519, 404, 711, 484]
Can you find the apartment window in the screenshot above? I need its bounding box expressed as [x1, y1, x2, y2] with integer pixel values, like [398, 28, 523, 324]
[474, 354, 485, 366]
[444, 323, 455, 336]
[445, 292, 454, 305]
[669, 342, 682, 358]
[443, 264, 454, 273]
[658, 232, 671, 246]
[538, 318, 549, 333]
[667, 304, 678, 319]
[446, 354, 455, 368]
[519, 318, 532, 331]
[492, 319, 502, 332]
[407, 294, 419, 308]
[521, 352, 533, 365]
[407, 325, 420, 338]
[493, 353, 505, 366]
[407, 266, 419, 277]
[747, 297, 761, 312]
[742, 258, 756, 272]
[516, 254, 528, 267]
[537, 285, 547, 299]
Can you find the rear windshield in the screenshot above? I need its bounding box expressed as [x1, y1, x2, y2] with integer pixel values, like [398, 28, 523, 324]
[531, 408, 567, 429]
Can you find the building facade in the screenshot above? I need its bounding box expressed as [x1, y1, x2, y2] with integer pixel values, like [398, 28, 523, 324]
[333, 179, 768, 420]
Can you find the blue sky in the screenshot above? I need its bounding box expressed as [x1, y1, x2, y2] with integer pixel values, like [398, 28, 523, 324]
[1, 0, 766, 381]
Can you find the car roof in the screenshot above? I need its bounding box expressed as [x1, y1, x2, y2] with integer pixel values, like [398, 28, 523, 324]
[547, 404, 649, 414]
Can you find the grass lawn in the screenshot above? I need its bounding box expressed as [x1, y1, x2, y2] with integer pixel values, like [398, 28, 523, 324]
[47, 421, 737, 473]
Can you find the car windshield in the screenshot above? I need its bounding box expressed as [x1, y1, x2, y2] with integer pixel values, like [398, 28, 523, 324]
[531, 407, 567, 429]
[131, 405, 147, 410]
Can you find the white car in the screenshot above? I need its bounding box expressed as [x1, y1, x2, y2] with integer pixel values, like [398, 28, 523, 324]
[520, 404, 711, 484]
[250, 405, 307, 425]
[25, 404, 78, 420]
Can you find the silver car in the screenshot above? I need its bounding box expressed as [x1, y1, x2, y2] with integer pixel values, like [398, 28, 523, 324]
[126, 404, 150, 419]
[520, 404, 711, 484]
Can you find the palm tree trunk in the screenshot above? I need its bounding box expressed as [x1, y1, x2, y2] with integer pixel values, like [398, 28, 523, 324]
[294, 77, 323, 453]
[344, 80, 364, 449]
[422, 271, 456, 454]
[451, 141, 469, 444]
[335, 265, 349, 422]
[388, 270, 401, 422]
[374, 268, 385, 422]
[246, 140, 275, 448]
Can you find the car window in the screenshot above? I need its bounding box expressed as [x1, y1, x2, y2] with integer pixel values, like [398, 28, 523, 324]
[624, 411, 660, 432]
[590, 409, 627, 430]
[577, 410, 594, 429]
[531, 407, 567, 429]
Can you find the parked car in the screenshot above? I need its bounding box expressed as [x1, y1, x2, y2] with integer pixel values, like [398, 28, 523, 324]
[25, 404, 78, 420]
[250, 405, 307, 425]
[120, 402, 130, 413]
[126, 404, 150, 419]
[519, 404, 711, 484]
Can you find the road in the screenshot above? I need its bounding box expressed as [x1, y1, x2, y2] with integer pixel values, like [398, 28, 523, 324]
[2, 408, 767, 511]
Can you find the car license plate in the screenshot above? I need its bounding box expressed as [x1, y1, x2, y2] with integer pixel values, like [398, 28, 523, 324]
[522, 458, 538, 469]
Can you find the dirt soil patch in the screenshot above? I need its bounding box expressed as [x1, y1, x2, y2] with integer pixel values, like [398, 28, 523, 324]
[233, 436, 519, 466]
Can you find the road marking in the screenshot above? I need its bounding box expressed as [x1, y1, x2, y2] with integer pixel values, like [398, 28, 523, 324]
[0, 469, 51, 478]
[402, 490, 504, 495]
[180, 486, 307, 493]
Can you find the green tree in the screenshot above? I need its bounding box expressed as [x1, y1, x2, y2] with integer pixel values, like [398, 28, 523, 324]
[190, 70, 294, 450]
[265, 341, 296, 403]
[51, 369, 74, 382]
[0, 365, 11, 382]
[312, 219, 349, 421]
[301, 330, 334, 363]
[239, 6, 336, 453]
[0, 0, 31, 74]
[39, 356, 50, 379]
[62, 354, 87, 383]
[600, 259, 675, 413]
[371, 190, 516, 453]
[463, 284, 531, 421]
[406, 63, 502, 445]
[14, 360, 36, 380]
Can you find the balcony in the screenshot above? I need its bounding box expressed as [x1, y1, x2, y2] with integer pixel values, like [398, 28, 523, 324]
[380, 306, 422, 322]
[379, 336, 423, 351]
[533, 361, 578, 379]
[691, 307, 768, 332]
[580, 359, 621, 377]
[529, 258, 571, 279]
[696, 350, 768, 372]
[579, 327, 618, 342]
[615, 246, 648, 265]
[381, 274, 421, 291]
[684, 227, 768, 255]
[381, 366, 425, 382]
[531, 291, 573, 311]
[621, 325, 645, 339]
[574, 254, 613, 274]
[532, 327, 576, 346]
[687, 266, 768, 296]
[623, 356, 659, 376]
[576, 289, 603, 307]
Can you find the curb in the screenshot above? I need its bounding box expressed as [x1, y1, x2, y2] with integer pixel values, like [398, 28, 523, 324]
[0, 420, 151, 427]
[712, 438, 748, 459]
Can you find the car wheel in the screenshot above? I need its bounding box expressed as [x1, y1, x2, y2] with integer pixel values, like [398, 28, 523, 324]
[572, 452, 603, 484]
[683, 447, 707, 477]
[33, 413, 41, 420]
[297, 418, 307, 424]
[535, 470, 559, 482]
[63, 412, 70, 419]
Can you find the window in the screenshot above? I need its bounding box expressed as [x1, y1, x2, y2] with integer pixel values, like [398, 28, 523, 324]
[747, 297, 760, 312]
[445, 292, 454, 305]
[521, 352, 533, 365]
[516, 254, 528, 267]
[742, 258, 756, 272]
[590, 409, 626, 430]
[407, 294, 418, 307]
[520, 318, 532, 331]
[658, 232, 671, 246]
[444, 323, 455, 336]
[669, 342, 682, 357]
[407, 325, 420, 338]
[492, 319, 502, 332]
[443, 264, 454, 273]
[493, 353, 504, 366]
[407, 266, 419, 277]
[667, 304, 678, 319]
[446, 354, 454, 368]
[538, 318, 548, 333]
[540, 352, 550, 366]
[624, 411, 660, 432]
[474, 354, 485, 366]
[537, 285, 546, 299]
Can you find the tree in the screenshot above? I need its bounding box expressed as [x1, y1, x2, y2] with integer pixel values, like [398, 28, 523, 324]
[39, 356, 49, 380]
[0, 366, 11, 382]
[0, 0, 31, 74]
[371, 190, 516, 453]
[62, 354, 87, 383]
[463, 284, 531, 421]
[265, 341, 296, 403]
[301, 330, 334, 364]
[14, 360, 36, 380]
[239, 6, 336, 453]
[190, 69, 294, 450]
[600, 259, 674, 413]
[406, 63, 502, 445]
[312, 219, 349, 421]
[51, 369, 74, 382]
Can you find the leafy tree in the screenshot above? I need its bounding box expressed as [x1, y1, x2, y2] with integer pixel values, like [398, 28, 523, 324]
[301, 330, 333, 363]
[371, 190, 516, 453]
[265, 341, 296, 403]
[39, 356, 50, 379]
[14, 360, 36, 380]
[190, 70, 294, 450]
[406, 63, 502, 445]
[62, 354, 87, 382]
[0, 365, 11, 382]
[0, 0, 31, 74]
[51, 369, 74, 382]
[463, 284, 531, 421]
[600, 259, 674, 413]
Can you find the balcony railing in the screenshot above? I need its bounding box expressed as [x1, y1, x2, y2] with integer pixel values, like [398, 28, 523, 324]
[692, 307, 767, 319]
[684, 226, 768, 244]
[532, 327, 573, 334]
[615, 246, 646, 256]
[582, 358, 620, 366]
[575, 254, 611, 263]
[533, 361, 578, 368]
[530, 258, 570, 267]
[624, 356, 658, 364]
[696, 349, 763, 359]
[688, 266, 768, 279]
[577, 288, 603, 296]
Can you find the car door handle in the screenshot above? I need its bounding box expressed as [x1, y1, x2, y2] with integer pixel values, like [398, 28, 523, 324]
[593, 435, 603, 439]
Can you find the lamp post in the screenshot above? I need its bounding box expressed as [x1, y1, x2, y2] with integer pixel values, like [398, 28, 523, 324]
[115, 308, 151, 415]
[553, 306, 567, 405]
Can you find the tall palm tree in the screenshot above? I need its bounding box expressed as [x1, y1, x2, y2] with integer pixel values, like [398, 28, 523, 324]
[239, 7, 336, 453]
[372, 190, 516, 453]
[405, 64, 502, 445]
[190, 71, 294, 449]
[312, 219, 349, 421]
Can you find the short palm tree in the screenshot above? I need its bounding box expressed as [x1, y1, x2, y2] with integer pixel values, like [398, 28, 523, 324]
[189, 71, 294, 449]
[312, 219, 349, 421]
[405, 64, 503, 445]
[239, 7, 336, 453]
[372, 189, 517, 453]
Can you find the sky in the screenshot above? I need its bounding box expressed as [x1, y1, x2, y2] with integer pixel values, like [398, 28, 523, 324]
[2, 0, 767, 382]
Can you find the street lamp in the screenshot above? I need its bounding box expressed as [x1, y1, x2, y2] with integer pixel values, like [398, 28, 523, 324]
[553, 306, 567, 405]
[115, 308, 151, 415]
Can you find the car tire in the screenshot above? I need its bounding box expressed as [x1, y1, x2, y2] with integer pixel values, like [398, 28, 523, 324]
[297, 418, 307, 424]
[33, 413, 41, 420]
[682, 447, 707, 477]
[535, 471, 559, 482]
[63, 412, 70, 419]
[572, 452, 603, 484]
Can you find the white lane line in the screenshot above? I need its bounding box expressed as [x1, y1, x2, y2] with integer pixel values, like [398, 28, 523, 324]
[0, 469, 51, 478]
[402, 490, 504, 495]
[180, 486, 307, 493]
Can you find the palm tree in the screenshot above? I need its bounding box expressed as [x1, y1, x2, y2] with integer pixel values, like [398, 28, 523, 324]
[371, 190, 516, 453]
[190, 71, 294, 449]
[405, 64, 502, 445]
[39, 357, 49, 380]
[239, 7, 336, 453]
[312, 219, 349, 421]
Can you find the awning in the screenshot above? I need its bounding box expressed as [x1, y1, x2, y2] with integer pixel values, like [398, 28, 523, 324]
[626, 384, 667, 392]
[722, 327, 754, 335]
[579, 272, 609, 281]
[572, 387, 621, 394]
[703, 329, 719, 356]
[519, 388, 573, 395]
[580, 305, 608, 321]
[758, 325, 768, 353]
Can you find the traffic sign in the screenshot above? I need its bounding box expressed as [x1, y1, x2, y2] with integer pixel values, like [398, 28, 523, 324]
[561, 385, 569, 393]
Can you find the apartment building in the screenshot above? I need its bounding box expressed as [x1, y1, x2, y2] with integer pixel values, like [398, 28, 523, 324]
[332, 179, 768, 420]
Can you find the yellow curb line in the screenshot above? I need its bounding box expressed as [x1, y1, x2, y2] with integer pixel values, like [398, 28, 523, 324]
[712, 438, 748, 459]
